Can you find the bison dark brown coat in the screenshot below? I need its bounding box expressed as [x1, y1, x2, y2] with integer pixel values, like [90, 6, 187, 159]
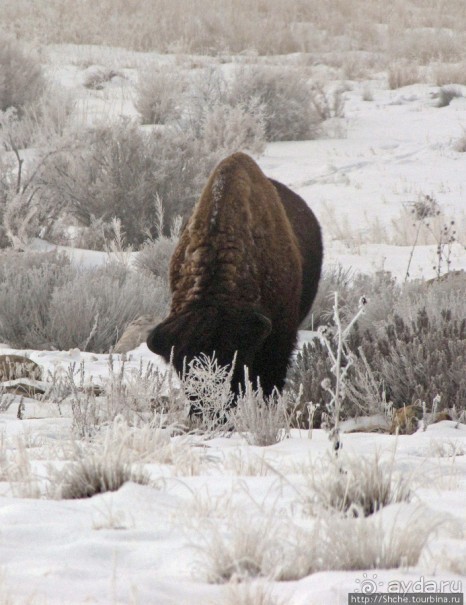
[147, 152, 322, 397]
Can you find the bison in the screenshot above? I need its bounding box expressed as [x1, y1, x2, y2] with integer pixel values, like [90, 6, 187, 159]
[147, 152, 323, 398]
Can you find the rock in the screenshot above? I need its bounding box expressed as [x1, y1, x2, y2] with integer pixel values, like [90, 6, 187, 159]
[0, 355, 42, 382]
[113, 315, 162, 354]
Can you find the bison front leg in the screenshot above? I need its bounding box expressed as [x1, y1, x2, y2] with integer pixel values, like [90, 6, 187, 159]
[250, 333, 296, 397]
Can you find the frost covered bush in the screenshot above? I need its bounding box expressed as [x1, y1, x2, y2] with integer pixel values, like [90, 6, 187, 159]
[0, 250, 73, 349]
[233, 380, 292, 446]
[134, 236, 177, 280]
[82, 66, 123, 90]
[0, 36, 71, 150]
[37, 122, 200, 243]
[69, 359, 185, 438]
[194, 502, 450, 582]
[53, 442, 150, 499]
[288, 271, 466, 424]
[288, 338, 338, 428]
[392, 29, 463, 65]
[133, 195, 181, 280]
[37, 121, 184, 246]
[230, 66, 322, 141]
[184, 67, 266, 153]
[360, 301, 466, 411]
[47, 262, 170, 353]
[0, 34, 45, 115]
[185, 64, 319, 145]
[199, 101, 266, 155]
[360, 273, 466, 412]
[183, 354, 235, 432]
[303, 450, 412, 517]
[37, 116, 256, 245]
[136, 64, 187, 125]
[304, 505, 452, 574]
[387, 60, 420, 89]
[139, 65, 316, 145]
[288, 269, 398, 424]
[180, 354, 292, 440]
[195, 512, 293, 582]
[0, 251, 170, 351]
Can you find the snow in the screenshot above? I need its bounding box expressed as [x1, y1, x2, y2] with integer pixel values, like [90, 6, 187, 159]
[258, 86, 466, 280]
[0, 44, 465, 604]
[1, 343, 465, 603]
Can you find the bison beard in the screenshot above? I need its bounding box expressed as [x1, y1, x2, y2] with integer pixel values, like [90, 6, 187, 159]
[147, 152, 323, 407]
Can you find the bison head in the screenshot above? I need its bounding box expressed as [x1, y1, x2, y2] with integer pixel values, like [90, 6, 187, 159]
[146, 304, 271, 392]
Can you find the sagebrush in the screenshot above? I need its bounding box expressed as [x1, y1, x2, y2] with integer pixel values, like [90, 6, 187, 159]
[288, 270, 466, 424]
[0, 251, 170, 352]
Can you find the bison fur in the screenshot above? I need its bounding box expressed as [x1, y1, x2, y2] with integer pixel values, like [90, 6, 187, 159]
[147, 152, 323, 398]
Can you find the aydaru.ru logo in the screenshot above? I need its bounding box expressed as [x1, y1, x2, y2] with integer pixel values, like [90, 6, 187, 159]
[354, 572, 384, 594]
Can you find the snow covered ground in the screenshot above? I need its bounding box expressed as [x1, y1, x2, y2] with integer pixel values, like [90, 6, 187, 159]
[0, 44, 465, 604]
[0, 361, 465, 605]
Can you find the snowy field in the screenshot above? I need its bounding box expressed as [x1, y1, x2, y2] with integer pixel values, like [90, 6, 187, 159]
[0, 31, 465, 605]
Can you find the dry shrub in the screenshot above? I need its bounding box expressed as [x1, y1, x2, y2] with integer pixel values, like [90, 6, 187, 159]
[183, 67, 267, 150]
[0, 34, 45, 115]
[231, 65, 322, 141]
[232, 380, 292, 446]
[430, 61, 466, 86]
[304, 505, 454, 575]
[37, 105, 265, 247]
[200, 101, 266, 154]
[194, 503, 453, 582]
[185, 64, 328, 143]
[134, 237, 177, 281]
[303, 450, 412, 517]
[194, 511, 293, 582]
[0, 35, 72, 150]
[0, 250, 170, 352]
[136, 64, 187, 124]
[361, 306, 465, 411]
[392, 29, 463, 65]
[68, 358, 185, 439]
[183, 354, 235, 433]
[387, 60, 420, 89]
[47, 262, 170, 353]
[37, 121, 212, 243]
[357, 276, 466, 411]
[288, 271, 466, 424]
[52, 441, 150, 499]
[82, 66, 123, 90]
[0, 250, 73, 348]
